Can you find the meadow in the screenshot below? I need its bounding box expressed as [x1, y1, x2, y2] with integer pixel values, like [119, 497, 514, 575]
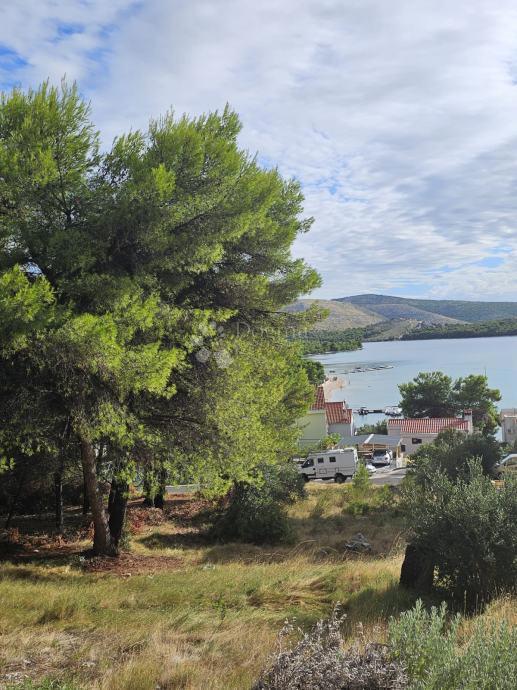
[0, 484, 515, 690]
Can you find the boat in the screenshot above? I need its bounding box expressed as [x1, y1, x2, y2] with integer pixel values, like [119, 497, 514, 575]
[384, 406, 402, 416]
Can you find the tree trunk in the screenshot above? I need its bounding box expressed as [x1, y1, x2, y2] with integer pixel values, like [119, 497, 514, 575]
[108, 478, 129, 555]
[142, 467, 154, 507]
[54, 470, 64, 533]
[79, 437, 114, 555]
[153, 467, 167, 510]
[5, 468, 27, 529]
[82, 464, 90, 515]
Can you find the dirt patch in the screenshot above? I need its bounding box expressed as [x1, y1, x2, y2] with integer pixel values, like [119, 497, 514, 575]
[83, 552, 183, 576]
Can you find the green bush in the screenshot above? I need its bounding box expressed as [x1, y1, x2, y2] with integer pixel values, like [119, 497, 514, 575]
[212, 462, 306, 544]
[351, 462, 371, 495]
[389, 600, 517, 689]
[408, 429, 502, 485]
[402, 460, 517, 607]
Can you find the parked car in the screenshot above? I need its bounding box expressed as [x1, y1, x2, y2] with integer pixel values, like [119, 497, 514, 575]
[492, 454, 517, 479]
[298, 448, 358, 483]
[371, 449, 393, 467]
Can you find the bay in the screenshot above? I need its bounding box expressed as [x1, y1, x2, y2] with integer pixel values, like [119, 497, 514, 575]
[312, 335, 517, 432]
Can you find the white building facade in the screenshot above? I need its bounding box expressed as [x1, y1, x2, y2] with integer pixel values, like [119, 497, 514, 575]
[501, 409, 517, 445]
[388, 412, 473, 455]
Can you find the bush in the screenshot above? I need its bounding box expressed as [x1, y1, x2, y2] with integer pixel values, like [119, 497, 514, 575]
[408, 429, 502, 485]
[389, 600, 517, 689]
[254, 607, 407, 689]
[402, 460, 517, 607]
[212, 462, 306, 544]
[351, 462, 371, 496]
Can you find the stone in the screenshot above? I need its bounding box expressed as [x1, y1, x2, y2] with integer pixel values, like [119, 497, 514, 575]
[344, 532, 372, 553]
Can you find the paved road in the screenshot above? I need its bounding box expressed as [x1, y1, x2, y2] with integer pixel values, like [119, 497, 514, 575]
[166, 468, 408, 493]
[370, 467, 407, 486]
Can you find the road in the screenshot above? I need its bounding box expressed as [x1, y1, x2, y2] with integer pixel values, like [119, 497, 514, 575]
[166, 468, 408, 494]
[370, 467, 407, 486]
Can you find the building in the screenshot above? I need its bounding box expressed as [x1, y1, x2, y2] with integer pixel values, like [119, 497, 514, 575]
[387, 411, 473, 455]
[338, 433, 404, 461]
[297, 380, 354, 447]
[325, 401, 354, 438]
[501, 409, 517, 445]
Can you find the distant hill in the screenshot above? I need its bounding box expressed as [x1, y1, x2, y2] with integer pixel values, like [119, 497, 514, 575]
[284, 299, 382, 330]
[336, 294, 517, 323]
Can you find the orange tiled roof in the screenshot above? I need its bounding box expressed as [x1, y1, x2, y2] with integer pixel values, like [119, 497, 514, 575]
[325, 401, 352, 425]
[388, 418, 469, 434]
[311, 385, 326, 410]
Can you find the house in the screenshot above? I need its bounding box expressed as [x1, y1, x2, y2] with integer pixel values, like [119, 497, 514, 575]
[297, 380, 354, 447]
[500, 409, 517, 445]
[325, 401, 354, 438]
[387, 411, 473, 455]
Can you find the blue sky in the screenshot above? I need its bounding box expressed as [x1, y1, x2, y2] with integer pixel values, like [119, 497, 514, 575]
[1, 0, 517, 301]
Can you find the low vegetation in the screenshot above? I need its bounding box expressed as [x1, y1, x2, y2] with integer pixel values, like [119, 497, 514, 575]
[402, 317, 517, 341]
[294, 329, 363, 355]
[1, 484, 410, 690]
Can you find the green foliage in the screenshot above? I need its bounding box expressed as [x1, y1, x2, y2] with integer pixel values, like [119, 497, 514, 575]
[409, 429, 503, 484]
[389, 600, 517, 689]
[351, 462, 371, 495]
[317, 434, 341, 450]
[399, 372, 454, 418]
[402, 460, 517, 606]
[399, 371, 501, 433]
[0, 81, 320, 548]
[294, 329, 362, 354]
[301, 358, 325, 385]
[402, 317, 517, 341]
[356, 420, 388, 434]
[453, 374, 501, 434]
[213, 462, 306, 544]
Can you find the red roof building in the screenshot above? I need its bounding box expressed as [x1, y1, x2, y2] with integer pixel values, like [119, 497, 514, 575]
[325, 401, 353, 425]
[311, 385, 326, 410]
[387, 418, 469, 434]
[388, 413, 473, 455]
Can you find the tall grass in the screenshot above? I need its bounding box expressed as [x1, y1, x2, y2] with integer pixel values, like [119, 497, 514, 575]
[0, 485, 513, 689]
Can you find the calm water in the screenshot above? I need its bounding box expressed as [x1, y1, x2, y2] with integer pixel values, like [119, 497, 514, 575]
[312, 336, 517, 432]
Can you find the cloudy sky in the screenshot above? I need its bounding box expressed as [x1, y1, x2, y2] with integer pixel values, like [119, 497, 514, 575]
[1, 1, 517, 300]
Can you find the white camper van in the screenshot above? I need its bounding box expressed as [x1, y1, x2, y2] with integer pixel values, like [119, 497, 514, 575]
[299, 448, 358, 483]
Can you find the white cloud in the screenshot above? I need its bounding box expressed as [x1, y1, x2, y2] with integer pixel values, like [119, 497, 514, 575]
[2, 0, 517, 299]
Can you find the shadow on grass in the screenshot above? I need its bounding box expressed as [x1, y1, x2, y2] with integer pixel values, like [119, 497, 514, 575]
[340, 583, 439, 634]
[0, 564, 79, 582]
[139, 529, 211, 550]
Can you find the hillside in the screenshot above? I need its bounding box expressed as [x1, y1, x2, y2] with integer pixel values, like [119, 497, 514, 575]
[285, 298, 382, 330]
[338, 294, 517, 323]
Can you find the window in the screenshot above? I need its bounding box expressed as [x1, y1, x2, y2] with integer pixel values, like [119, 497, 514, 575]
[303, 458, 314, 468]
[329, 457, 336, 463]
[317, 457, 324, 464]
[412, 438, 422, 444]
[401, 444, 406, 452]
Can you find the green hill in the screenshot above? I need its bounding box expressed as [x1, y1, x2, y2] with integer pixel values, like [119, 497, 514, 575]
[337, 294, 517, 323]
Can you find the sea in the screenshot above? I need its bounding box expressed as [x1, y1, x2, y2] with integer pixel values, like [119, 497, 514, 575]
[311, 335, 517, 433]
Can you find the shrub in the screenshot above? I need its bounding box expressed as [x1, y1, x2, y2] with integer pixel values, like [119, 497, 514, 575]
[408, 429, 502, 485]
[351, 462, 371, 496]
[402, 460, 517, 607]
[389, 600, 517, 689]
[254, 607, 407, 689]
[212, 462, 306, 544]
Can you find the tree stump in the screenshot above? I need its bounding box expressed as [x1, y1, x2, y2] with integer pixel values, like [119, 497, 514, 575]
[400, 543, 434, 592]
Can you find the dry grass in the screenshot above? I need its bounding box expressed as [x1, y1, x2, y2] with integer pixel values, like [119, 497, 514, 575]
[0, 483, 512, 689]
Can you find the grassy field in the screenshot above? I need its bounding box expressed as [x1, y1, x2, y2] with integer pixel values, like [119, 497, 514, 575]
[0, 484, 515, 690]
